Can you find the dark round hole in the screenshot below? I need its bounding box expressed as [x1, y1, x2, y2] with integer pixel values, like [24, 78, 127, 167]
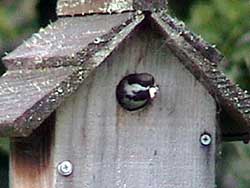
[116, 73, 159, 111]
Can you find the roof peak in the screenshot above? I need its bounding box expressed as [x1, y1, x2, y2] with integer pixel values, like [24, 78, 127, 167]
[1, 12, 250, 142]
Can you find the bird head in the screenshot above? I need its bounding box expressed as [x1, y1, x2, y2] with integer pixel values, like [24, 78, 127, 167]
[116, 73, 159, 111]
[149, 85, 159, 99]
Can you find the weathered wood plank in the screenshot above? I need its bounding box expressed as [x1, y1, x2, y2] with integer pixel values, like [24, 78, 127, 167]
[151, 13, 250, 141]
[10, 113, 55, 188]
[151, 13, 223, 64]
[0, 13, 144, 137]
[0, 67, 76, 137]
[56, 0, 168, 16]
[57, 0, 133, 16]
[54, 26, 217, 188]
[3, 13, 136, 70]
[133, 0, 168, 11]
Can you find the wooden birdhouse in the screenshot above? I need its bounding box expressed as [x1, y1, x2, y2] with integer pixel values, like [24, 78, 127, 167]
[1, 0, 250, 187]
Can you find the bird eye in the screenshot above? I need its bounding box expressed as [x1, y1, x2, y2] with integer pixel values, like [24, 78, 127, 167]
[116, 73, 159, 111]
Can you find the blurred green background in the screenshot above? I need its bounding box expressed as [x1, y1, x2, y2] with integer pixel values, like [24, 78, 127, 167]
[0, 0, 250, 187]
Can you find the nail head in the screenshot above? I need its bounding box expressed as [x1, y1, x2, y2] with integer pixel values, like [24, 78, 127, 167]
[200, 133, 212, 146]
[57, 160, 73, 176]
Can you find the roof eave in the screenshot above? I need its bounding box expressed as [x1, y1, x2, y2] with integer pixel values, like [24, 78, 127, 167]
[0, 13, 145, 137]
[150, 12, 250, 141]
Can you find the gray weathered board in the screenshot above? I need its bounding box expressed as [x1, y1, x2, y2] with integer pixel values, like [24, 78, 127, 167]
[10, 114, 55, 188]
[57, 0, 168, 16]
[53, 28, 217, 187]
[3, 13, 135, 70]
[1, 12, 141, 137]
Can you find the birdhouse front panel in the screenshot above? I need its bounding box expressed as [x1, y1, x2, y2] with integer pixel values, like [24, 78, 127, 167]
[53, 24, 217, 188]
[1, 0, 250, 187]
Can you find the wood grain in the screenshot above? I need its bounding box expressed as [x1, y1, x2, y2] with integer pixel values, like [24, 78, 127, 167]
[10, 113, 55, 188]
[54, 26, 217, 188]
[56, 0, 168, 16]
[151, 13, 250, 141]
[3, 13, 135, 70]
[0, 13, 144, 137]
[0, 67, 76, 136]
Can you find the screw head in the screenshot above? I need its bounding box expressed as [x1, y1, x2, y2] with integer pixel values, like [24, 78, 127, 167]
[200, 133, 212, 146]
[57, 160, 73, 176]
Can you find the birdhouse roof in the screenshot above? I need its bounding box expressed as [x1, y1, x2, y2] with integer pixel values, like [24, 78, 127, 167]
[0, 12, 143, 137]
[1, 12, 250, 141]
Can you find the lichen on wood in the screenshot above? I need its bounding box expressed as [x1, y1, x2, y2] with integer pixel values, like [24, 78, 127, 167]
[56, 0, 168, 16]
[0, 13, 145, 137]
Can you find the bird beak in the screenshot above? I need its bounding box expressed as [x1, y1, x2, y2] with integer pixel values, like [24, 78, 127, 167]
[149, 85, 159, 99]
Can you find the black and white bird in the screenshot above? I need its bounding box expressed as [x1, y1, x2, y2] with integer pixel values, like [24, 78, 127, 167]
[116, 73, 159, 111]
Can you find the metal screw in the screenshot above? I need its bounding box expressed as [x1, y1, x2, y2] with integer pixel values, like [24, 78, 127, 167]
[57, 160, 73, 176]
[200, 133, 212, 146]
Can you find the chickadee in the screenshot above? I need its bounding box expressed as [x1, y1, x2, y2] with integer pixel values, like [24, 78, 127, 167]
[116, 73, 159, 111]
